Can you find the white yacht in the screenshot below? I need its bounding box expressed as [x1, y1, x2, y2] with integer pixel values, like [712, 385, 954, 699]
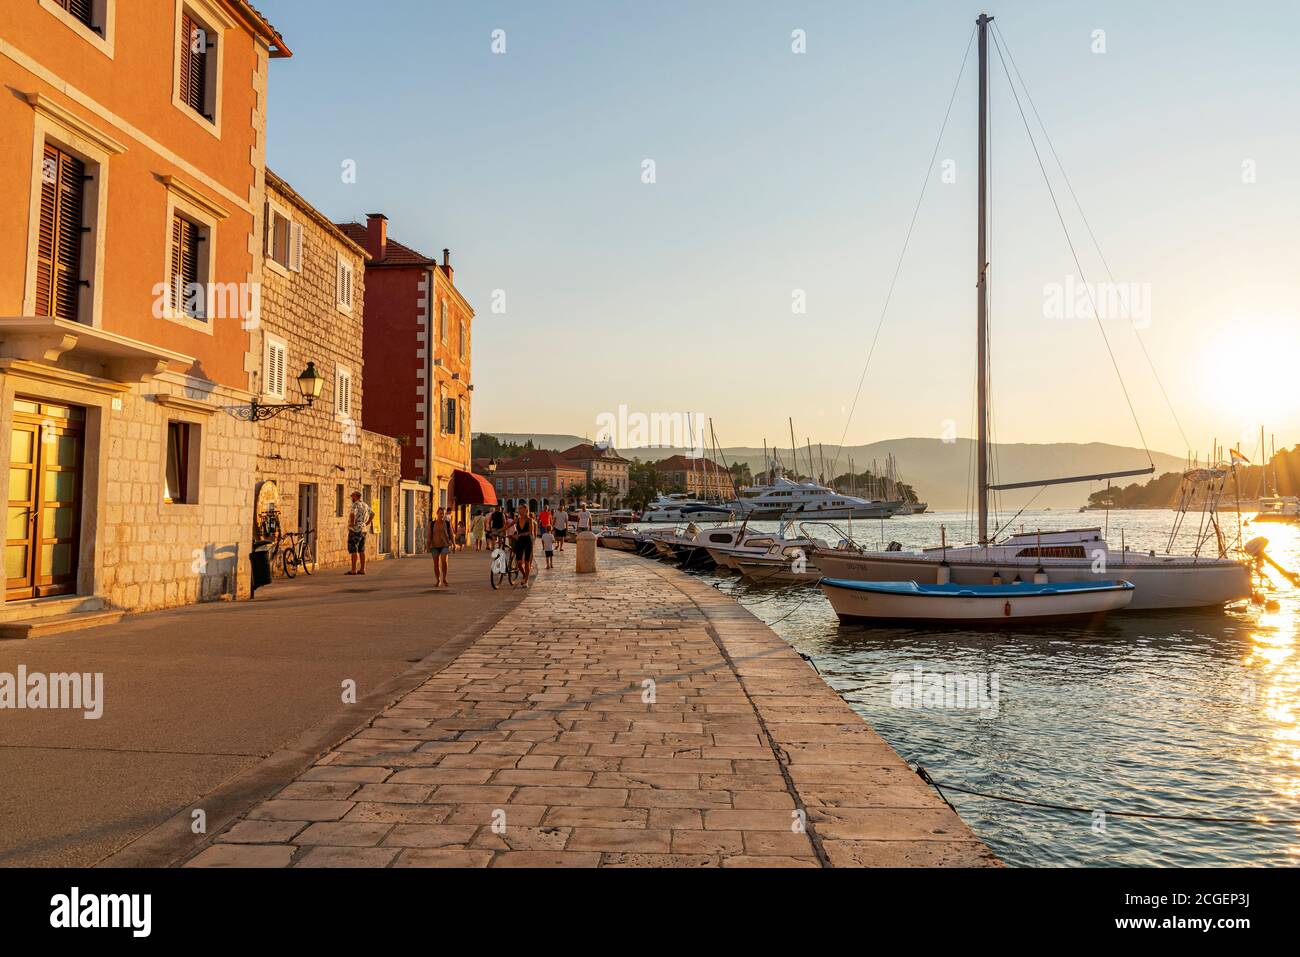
[639, 493, 735, 523]
[731, 476, 894, 520]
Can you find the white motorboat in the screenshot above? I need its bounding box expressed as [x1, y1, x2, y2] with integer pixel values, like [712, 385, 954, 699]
[818, 577, 1135, 624]
[735, 539, 826, 584]
[597, 528, 641, 551]
[1251, 496, 1300, 524]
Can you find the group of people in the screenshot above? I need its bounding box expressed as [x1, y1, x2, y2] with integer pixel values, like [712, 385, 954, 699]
[425, 501, 593, 589]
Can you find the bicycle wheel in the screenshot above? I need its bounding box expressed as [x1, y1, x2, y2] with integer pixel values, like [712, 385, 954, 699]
[282, 547, 298, 578]
[300, 540, 314, 576]
[506, 550, 517, 586]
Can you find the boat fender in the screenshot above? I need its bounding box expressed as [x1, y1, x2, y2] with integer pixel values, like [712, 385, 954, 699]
[991, 570, 1003, 585]
[1033, 568, 1048, 585]
[1003, 601, 1011, 617]
[936, 563, 951, 585]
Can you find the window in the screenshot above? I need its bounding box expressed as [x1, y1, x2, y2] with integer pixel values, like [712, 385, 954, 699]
[458, 320, 465, 359]
[165, 421, 200, 504]
[459, 402, 466, 441]
[336, 254, 354, 311]
[335, 365, 353, 417]
[168, 212, 205, 319]
[39, 0, 114, 56]
[541, 477, 549, 492]
[173, 2, 227, 130]
[263, 334, 286, 400]
[440, 300, 448, 342]
[266, 204, 301, 273]
[34, 144, 86, 322]
[335, 484, 344, 518]
[444, 395, 457, 435]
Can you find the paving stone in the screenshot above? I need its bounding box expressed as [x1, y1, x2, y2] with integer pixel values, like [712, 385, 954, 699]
[215, 820, 309, 844]
[394, 848, 494, 867]
[295, 847, 400, 868]
[185, 844, 296, 867]
[297, 822, 394, 846]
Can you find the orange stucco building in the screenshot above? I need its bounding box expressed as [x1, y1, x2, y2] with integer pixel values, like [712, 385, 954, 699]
[0, 1, 290, 619]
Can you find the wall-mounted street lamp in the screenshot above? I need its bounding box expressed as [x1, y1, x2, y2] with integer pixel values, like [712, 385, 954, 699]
[236, 362, 325, 421]
[486, 458, 498, 474]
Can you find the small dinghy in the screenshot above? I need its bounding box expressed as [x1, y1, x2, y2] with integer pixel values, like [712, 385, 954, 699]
[819, 578, 1135, 625]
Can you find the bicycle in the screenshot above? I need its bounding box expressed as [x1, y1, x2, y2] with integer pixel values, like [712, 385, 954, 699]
[281, 528, 315, 578]
[489, 535, 517, 590]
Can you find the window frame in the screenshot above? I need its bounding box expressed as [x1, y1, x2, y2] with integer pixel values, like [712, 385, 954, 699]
[163, 419, 202, 506]
[440, 300, 448, 342]
[171, 0, 231, 137]
[22, 101, 120, 328]
[38, 0, 116, 58]
[159, 186, 218, 334]
[263, 333, 287, 401]
[265, 200, 300, 276]
[335, 253, 354, 313]
[335, 364, 353, 418]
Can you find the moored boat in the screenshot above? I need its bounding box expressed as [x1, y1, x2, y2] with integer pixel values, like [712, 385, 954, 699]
[819, 577, 1135, 624]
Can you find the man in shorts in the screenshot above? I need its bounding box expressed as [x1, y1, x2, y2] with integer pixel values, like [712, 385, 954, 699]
[347, 491, 371, 575]
[430, 506, 453, 587]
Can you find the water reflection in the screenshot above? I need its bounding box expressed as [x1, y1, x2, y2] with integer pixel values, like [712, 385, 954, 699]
[658, 509, 1300, 865]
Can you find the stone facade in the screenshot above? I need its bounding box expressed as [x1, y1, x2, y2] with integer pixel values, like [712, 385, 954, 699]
[255, 173, 402, 570]
[561, 443, 630, 507]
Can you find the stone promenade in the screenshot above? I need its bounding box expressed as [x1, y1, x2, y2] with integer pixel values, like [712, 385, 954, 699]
[186, 548, 998, 867]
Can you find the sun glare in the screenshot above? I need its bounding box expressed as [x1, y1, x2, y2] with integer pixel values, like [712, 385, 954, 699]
[1204, 318, 1300, 440]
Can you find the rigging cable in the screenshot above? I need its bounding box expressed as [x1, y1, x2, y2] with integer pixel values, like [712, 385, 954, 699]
[829, 25, 977, 480]
[989, 30, 1154, 469]
[992, 21, 1192, 455]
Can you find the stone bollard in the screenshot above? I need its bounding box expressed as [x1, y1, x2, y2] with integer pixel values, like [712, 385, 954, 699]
[576, 530, 598, 574]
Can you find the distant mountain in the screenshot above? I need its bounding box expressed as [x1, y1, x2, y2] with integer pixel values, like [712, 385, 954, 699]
[474, 433, 1184, 508]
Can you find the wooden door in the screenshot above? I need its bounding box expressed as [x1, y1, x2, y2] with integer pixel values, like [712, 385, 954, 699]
[6, 400, 83, 601]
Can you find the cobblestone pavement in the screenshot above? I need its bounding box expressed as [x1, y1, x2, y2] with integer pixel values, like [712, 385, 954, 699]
[186, 548, 998, 867]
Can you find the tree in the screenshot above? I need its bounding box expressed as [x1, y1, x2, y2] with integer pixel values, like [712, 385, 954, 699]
[588, 478, 611, 505]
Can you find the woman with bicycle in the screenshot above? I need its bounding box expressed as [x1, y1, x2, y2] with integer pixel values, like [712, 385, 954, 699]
[511, 503, 537, 588]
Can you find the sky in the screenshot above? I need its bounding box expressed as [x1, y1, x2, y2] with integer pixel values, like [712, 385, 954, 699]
[263, 0, 1300, 461]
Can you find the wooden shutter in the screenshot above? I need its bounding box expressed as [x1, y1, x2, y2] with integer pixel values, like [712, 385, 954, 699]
[169, 214, 202, 316]
[265, 339, 285, 398]
[179, 12, 207, 115]
[61, 0, 95, 28]
[288, 221, 303, 272]
[35, 144, 86, 321]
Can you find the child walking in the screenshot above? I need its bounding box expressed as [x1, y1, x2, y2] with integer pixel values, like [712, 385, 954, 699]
[541, 528, 556, 569]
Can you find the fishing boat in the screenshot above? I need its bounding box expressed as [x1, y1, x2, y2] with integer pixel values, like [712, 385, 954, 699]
[819, 578, 1135, 624]
[812, 13, 1253, 611]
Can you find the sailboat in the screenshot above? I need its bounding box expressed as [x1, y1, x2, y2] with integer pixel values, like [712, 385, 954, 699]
[812, 13, 1252, 612]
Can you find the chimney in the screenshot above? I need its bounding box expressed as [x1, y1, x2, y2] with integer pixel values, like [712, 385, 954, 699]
[366, 213, 387, 261]
[442, 247, 453, 282]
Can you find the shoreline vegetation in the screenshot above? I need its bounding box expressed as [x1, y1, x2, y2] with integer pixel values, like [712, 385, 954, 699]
[1085, 445, 1300, 509]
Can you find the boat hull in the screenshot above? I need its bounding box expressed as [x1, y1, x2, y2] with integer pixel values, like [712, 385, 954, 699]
[811, 549, 1250, 611]
[819, 578, 1134, 624]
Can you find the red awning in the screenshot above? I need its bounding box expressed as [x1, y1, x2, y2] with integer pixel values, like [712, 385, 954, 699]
[451, 469, 497, 505]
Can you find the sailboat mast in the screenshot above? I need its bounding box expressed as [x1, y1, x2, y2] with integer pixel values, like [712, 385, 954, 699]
[976, 12, 993, 544]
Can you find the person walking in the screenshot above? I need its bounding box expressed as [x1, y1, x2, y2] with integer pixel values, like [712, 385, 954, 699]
[489, 505, 505, 547]
[455, 516, 467, 552]
[430, 506, 453, 587]
[541, 527, 555, 569]
[471, 509, 486, 551]
[511, 503, 537, 587]
[346, 491, 372, 575]
[577, 502, 592, 534]
[553, 501, 569, 551]
[539, 504, 553, 539]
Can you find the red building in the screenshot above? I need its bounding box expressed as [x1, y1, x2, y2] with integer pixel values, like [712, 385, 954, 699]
[489, 450, 587, 512]
[337, 214, 485, 551]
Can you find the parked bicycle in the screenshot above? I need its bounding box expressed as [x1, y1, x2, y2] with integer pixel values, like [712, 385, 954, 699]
[281, 527, 315, 578]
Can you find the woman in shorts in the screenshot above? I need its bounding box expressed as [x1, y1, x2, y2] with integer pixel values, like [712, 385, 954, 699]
[512, 504, 537, 587]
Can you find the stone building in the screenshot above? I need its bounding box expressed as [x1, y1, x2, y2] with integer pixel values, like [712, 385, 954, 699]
[561, 443, 630, 507]
[653, 454, 736, 500]
[490, 450, 587, 512]
[0, 1, 291, 624]
[254, 172, 401, 570]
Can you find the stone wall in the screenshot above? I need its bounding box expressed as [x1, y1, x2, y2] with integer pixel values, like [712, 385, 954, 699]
[256, 176, 402, 571]
[100, 377, 257, 611]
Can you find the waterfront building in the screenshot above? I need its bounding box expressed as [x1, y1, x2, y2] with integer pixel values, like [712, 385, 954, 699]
[652, 454, 736, 500]
[0, 0, 289, 616]
[490, 450, 586, 512]
[561, 442, 629, 508]
[256, 172, 401, 569]
[338, 215, 486, 550]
